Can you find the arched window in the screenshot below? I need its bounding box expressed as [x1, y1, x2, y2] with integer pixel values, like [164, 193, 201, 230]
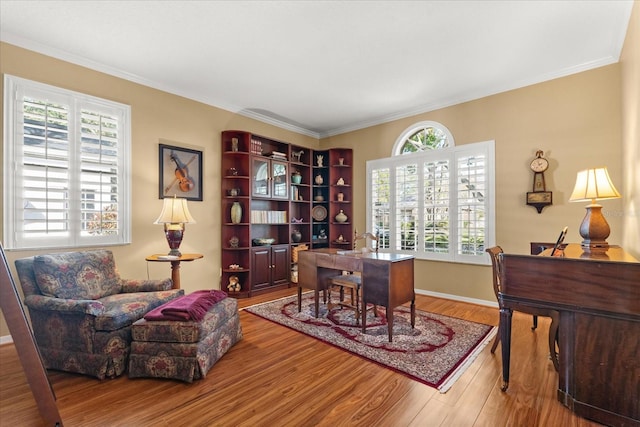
[392, 121, 454, 155]
[367, 121, 495, 264]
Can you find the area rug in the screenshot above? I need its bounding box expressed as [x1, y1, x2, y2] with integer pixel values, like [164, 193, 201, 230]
[244, 293, 496, 392]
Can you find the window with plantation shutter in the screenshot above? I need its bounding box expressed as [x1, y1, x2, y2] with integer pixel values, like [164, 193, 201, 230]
[366, 122, 495, 264]
[3, 75, 131, 250]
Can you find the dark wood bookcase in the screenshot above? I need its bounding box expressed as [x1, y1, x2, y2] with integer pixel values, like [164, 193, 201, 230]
[221, 130, 352, 297]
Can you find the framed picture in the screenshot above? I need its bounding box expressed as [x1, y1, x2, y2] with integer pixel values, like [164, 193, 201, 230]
[159, 143, 203, 201]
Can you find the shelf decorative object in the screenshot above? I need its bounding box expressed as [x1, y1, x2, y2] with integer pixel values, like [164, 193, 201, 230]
[315, 174, 324, 185]
[312, 205, 327, 221]
[227, 275, 241, 292]
[335, 209, 348, 223]
[291, 230, 302, 243]
[291, 171, 302, 184]
[231, 201, 242, 224]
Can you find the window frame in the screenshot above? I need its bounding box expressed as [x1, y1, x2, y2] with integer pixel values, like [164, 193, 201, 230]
[367, 134, 495, 265]
[392, 120, 455, 154]
[3, 75, 132, 250]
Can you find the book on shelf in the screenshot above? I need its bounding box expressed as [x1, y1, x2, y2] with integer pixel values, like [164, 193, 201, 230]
[270, 151, 287, 160]
[250, 210, 288, 224]
[291, 185, 300, 201]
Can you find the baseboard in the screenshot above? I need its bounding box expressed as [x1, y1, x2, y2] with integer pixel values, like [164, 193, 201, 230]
[0, 335, 14, 345]
[414, 289, 497, 308]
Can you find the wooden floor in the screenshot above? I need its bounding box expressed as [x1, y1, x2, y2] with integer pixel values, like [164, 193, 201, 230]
[0, 289, 602, 427]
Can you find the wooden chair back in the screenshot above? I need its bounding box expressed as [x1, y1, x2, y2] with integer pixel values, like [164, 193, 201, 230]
[485, 246, 503, 301]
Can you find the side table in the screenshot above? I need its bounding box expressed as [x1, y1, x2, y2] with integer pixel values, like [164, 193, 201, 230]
[145, 253, 203, 289]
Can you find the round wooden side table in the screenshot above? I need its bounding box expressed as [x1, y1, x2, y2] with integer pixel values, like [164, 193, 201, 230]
[145, 253, 203, 289]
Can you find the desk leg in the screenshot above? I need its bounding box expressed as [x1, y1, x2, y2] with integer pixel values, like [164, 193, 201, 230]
[170, 260, 181, 289]
[410, 298, 415, 329]
[500, 307, 512, 391]
[548, 311, 560, 372]
[387, 308, 394, 342]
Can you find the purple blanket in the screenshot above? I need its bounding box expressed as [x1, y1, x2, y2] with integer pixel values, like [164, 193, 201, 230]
[144, 290, 227, 322]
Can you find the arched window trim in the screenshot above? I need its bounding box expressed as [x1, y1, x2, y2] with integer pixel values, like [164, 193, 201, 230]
[392, 120, 455, 156]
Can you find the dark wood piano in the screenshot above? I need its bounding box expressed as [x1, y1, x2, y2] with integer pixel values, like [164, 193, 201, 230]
[499, 244, 640, 427]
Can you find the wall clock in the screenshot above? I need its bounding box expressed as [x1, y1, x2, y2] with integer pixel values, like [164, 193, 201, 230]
[526, 150, 552, 213]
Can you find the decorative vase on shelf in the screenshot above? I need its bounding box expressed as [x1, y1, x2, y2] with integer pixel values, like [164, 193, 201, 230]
[231, 201, 242, 224]
[291, 229, 302, 243]
[315, 174, 324, 185]
[291, 171, 302, 184]
[335, 210, 347, 223]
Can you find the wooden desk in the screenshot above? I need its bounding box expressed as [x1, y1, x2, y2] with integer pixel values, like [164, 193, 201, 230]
[146, 253, 203, 289]
[298, 249, 415, 341]
[499, 244, 640, 427]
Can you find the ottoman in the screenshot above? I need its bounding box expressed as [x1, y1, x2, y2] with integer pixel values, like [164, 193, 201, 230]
[128, 296, 242, 382]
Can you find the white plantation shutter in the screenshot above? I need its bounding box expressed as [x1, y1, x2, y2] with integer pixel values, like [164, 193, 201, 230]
[370, 168, 391, 249]
[367, 138, 494, 264]
[4, 75, 131, 250]
[423, 158, 450, 254]
[395, 163, 419, 252]
[456, 152, 487, 257]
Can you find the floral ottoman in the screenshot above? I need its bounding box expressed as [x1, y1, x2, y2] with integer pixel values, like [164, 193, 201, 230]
[128, 296, 242, 382]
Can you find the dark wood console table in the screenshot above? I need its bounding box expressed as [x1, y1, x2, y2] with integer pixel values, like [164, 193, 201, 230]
[500, 244, 639, 427]
[298, 249, 415, 341]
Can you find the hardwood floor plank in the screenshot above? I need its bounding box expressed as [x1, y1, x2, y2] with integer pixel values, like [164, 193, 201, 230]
[0, 289, 605, 426]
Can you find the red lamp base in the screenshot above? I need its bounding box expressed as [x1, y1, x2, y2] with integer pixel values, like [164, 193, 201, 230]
[164, 224, 185, 257]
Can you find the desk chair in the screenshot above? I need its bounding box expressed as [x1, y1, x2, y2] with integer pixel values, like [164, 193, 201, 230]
[486, 246, 559, 371]
[327, 231, 378, 326]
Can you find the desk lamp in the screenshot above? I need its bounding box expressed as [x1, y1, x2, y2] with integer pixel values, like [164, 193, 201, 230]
[154, 196, 196, 256]
[569, 167, 620, 249]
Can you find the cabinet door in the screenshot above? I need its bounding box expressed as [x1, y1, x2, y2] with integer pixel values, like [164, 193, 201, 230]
[271, 160, 289, 199]
[252, 157, 271, 197]
[251, 247, 272, 290]
[271, 245, 290, 285]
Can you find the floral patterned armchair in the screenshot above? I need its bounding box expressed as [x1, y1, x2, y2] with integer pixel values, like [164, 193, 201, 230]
[14, 250, 184, 379]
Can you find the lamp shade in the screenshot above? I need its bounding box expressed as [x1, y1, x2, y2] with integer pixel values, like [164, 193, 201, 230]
[569, 167, 621, 203]
[154, 197, 196, 224]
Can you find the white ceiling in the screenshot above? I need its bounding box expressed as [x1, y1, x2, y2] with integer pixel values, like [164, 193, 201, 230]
[0, 1, 634, 138]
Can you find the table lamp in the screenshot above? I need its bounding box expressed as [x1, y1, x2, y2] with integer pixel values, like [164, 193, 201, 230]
[154, 196, 196, 256]
[569, 167, 620, 249]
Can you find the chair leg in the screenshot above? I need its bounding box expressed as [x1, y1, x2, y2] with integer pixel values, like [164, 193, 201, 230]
[531, 315, 538, 330]
[491, 322, 501, 354]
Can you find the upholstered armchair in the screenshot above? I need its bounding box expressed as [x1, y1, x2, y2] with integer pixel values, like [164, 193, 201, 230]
[15, 250, 184, 379]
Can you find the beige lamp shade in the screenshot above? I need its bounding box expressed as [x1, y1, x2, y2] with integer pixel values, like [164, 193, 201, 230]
[154, 196, 196, 224]
[568, 167, 620, 249]
[569, 167, 621, 203]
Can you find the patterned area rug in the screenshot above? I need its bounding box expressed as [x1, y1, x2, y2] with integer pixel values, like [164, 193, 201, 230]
[244, 293, 496, 392]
